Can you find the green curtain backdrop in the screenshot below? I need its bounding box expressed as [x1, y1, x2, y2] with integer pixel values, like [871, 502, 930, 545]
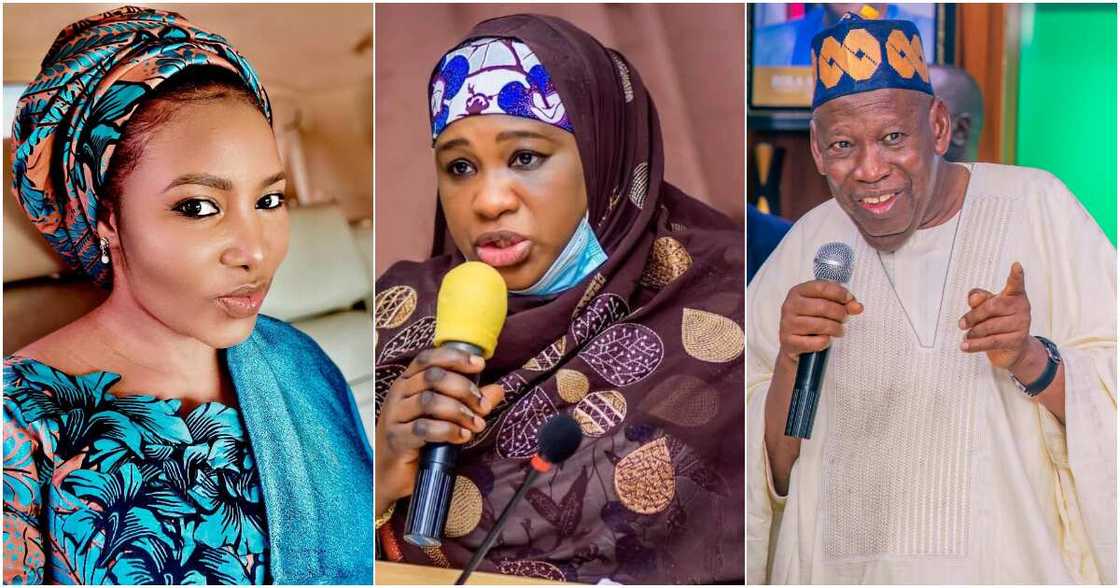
[1017, 3, 1117, 243]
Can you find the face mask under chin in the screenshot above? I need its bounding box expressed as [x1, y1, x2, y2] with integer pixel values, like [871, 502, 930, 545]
[510, 214, 606, 297]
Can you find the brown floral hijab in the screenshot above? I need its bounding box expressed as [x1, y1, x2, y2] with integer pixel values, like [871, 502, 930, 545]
[375, 14, 744, 584]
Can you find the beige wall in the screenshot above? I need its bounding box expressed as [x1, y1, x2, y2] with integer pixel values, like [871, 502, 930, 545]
[375, 3, 745, 275]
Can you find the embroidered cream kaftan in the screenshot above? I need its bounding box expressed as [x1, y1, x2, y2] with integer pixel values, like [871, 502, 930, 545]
[747, 163, 1116, 584]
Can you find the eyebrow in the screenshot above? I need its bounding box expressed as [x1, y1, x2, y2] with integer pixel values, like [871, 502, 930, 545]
[259, 171, 287, 189]
[162, 171, 286, 193]
[496, 130, 551, 142]
[435, 138, 469, 154]
[435, 129, 556, 154]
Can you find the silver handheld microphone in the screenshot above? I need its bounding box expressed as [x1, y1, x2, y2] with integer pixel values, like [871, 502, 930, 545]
[785, 242, 854, 439]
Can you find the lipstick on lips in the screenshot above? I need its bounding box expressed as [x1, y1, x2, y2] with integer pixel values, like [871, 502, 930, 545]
[216, 282, 268, 319]
[475, 230, 532, 267]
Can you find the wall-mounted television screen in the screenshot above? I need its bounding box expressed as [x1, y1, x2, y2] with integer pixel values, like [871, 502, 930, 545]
[750, 3, 939, 110]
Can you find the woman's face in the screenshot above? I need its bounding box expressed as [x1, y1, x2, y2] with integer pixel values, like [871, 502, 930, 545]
[102, 98, 289, 348]
[434, 115, 587, 290]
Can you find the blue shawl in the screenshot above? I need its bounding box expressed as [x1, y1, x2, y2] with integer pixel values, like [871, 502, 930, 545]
[227, 316, 373, 583]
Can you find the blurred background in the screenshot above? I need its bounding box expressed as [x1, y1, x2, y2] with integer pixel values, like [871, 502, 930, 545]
[375, 3, 745, 275]
[748, 3, 1117, 244]
[3, 3, 375, 437]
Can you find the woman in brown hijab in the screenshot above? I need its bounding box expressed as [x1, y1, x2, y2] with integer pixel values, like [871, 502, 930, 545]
[375, 14, 744, 583]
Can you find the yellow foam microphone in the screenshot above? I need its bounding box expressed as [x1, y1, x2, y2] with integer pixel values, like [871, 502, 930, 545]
[433, 261, 508, 358]
[405, 261, 508, 548]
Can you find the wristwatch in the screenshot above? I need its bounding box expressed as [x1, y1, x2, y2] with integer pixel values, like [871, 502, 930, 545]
[1010, 336, 1062, 397]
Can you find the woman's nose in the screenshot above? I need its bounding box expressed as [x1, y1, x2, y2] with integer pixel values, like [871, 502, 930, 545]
[472, 172, 520, 219]
[219, 209, 267, 271]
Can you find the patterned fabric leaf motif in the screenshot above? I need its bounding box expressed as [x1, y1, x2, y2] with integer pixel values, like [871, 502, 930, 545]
[640, 237, 692, 289]
[144, 488, 195, 519]
[523, 338, 566, 372]
[375, 363, 407, 420]
[443, 475, 483, 539]
[609, 51, 634, 103]
[378, 316, 436, 363]
[496, 559, 566, 582]
[668, 436, 730, 497]
[194, 545, 254, 584]
[555, 369, 590, 403]
[4, 424, 41, 510]
[375, 286, 418, 330]
[525, 465, 589, 537]
[109, 541, 253, 585]
[11, 361, 119, 420]
[571, 273, 607, 318]
[87, 410, 145, 459]
[464, 372, 529, 450]
[496, 372, 529, 401]
[108, 394, 193, 445]
[681, 308, 744, 363]
[191, 468, 268, 555]
[51, 506, 111, 585]
[496, 387, 557, 459]
[628, 162, 650, 208]
[4, 355, 271, 584]
[60, 507, 100, 554]
[570, 293, 629, 345]
[613, 437, 675, 515]
[640, 374, 719, 428]
[61, 463, 168, 565]
[185, 403, 247, 467]
[579, 323, 664, 387]
[572, 391, 627, 437]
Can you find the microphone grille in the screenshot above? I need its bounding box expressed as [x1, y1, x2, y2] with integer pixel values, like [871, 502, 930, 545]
[538, 414, 582, 464]
[813, 242, 855, 284]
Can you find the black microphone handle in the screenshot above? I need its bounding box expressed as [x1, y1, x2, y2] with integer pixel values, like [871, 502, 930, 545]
[785, 347, 830, 439]
[403, 341, 483, 548]
[455, 467, 541, 585]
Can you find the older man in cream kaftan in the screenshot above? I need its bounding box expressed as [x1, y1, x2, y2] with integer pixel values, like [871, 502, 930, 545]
[747, 162, 1116, 584]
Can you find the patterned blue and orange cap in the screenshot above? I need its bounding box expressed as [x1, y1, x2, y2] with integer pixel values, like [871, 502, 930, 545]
[428, 37, 573, 141]
[810, 13, 932, 110]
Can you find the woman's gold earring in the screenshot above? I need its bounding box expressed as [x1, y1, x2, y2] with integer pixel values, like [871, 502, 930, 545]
[99, 237, 110, 264]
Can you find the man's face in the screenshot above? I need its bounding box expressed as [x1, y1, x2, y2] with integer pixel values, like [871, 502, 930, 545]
[810, 88, 952, 252]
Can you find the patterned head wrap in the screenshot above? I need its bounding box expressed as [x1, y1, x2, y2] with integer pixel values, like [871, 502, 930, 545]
[810, 13, 932, 110]
[429, 37, 573, 140]
[10, 6, 271, 287]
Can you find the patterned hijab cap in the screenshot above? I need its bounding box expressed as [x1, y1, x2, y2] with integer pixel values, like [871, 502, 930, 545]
[429, 37, 573, 140]
[10, 6, 271, 287]
[810, 13, 932, 110]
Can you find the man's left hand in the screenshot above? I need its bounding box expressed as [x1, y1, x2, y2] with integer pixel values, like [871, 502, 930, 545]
[959, 262, 1034, 370]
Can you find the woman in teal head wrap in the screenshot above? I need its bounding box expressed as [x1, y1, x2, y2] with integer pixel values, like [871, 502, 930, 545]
[5, 7, 371, 584]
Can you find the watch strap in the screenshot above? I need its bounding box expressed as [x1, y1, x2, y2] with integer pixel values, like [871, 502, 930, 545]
[1016, 336, 1061, 397]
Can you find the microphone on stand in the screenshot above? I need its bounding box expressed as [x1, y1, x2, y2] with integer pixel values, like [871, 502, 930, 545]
[454, 414, 582, 585]
[785, 242, 854, 440]
[404, 262, 508, 548]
